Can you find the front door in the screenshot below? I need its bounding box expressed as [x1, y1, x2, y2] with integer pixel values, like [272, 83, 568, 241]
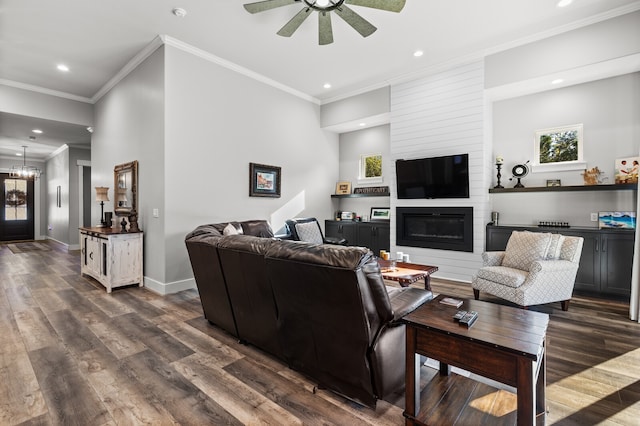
[0, 174, 35, 241]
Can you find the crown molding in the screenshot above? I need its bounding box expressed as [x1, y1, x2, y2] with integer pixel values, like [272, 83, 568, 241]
[46, 144, 69, 161]
[161, 35, 320, 105]
[0, 79, 93, 104]
[91, 36, 165, 103]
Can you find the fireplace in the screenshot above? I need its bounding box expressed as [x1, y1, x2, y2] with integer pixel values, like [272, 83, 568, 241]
[396, 207, 473, 252]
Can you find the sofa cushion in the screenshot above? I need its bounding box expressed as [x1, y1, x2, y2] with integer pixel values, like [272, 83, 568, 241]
[502, 231, 552, 272]
[223, 222, 243, 235]
[266, 239, 371, 269]
[476, 266, 527, 288]
[241, 220, 274, 238]
[293, 221, 324, 244]
[546, 234, 565, 260]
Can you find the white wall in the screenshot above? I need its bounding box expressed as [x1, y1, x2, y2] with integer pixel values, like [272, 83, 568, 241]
[92, 46, 166, 286]
[391, 60, 488, 282]
[163, 45, 339, 289]
[491, 73, 640, 227]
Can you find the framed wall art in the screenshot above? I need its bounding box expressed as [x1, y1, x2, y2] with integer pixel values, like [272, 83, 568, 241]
[614, 157, 640, 184]
[249, 163, 281, 198]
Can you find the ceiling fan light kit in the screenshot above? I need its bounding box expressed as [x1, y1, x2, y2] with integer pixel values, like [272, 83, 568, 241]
[244, 0, 406, 45]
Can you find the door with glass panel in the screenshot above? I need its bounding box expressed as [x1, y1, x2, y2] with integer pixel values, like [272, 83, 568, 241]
[0, 174, 35, 241]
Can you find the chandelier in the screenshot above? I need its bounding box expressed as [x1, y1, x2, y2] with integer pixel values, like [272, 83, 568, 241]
[10, 146, 42, 181]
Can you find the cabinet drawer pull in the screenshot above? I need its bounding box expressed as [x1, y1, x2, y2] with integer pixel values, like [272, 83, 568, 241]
[89, 252, 93, 260]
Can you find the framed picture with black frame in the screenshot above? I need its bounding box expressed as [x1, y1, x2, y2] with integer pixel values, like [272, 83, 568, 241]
[249, 163, 281, 198]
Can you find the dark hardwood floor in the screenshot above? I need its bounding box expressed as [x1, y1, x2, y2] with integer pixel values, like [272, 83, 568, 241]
[1, 240, 638, 425]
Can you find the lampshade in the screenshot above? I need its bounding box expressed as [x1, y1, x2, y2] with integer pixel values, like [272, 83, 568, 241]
[95, 186, 110, 202]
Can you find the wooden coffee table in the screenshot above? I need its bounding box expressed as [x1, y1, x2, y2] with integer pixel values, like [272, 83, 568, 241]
[378, 259, 438, 291]
[403, 295, 549, 426]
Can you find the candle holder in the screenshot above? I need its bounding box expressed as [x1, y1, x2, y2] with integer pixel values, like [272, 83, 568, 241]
[494, 163, 504, 189]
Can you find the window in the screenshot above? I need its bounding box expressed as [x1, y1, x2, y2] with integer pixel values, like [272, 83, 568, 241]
[533, 124, 586, 172]
[4, 179, 28, 221]
[359, 153, 383, 184]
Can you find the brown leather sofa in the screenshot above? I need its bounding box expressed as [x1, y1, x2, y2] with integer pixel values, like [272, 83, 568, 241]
[185, 220, 433, 407]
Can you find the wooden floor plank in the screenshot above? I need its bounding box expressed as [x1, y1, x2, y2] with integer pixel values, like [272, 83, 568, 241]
[1, 240, 639, 425]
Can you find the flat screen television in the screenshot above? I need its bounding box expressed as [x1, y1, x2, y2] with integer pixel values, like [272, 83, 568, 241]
[396, 154, 469, 199]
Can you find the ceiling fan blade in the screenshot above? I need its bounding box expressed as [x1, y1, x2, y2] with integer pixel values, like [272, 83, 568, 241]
[334, 5, 377, 38]
[318, 11, 334, 45]
[277, 7, 312, 37]
[345, 0, 406, 13]
[244, 0, 298, 14]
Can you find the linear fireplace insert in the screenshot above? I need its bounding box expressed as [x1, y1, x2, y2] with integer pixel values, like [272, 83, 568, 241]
[396, 207, 473, 252]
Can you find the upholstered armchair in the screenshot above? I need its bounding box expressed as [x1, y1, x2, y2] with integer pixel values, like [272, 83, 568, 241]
[285, 217, 347, 245]
[472, 231, 584, 311]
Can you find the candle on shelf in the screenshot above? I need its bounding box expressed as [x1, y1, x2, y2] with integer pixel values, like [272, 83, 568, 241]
[496, 155, 504, 165]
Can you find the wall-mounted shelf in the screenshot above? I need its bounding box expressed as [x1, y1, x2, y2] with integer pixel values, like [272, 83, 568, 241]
[488, 183, 637, 194]
[331, 192, 390, 198]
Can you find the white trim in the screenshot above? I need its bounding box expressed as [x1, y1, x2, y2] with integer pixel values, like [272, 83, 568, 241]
[0, 79, 93, 104]
[45, 235, 79, 251]
[161, 35, 320, 105]
[91, 36, 164, 103]
[77, 159, 91, 167]
[532, 124, 584, 171]
[143, 276, 196, 295]
[46, 144, 69, 161]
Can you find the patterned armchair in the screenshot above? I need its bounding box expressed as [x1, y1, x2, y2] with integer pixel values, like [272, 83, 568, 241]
[285, 217, 347, 245]
[472, 231, 584, 311]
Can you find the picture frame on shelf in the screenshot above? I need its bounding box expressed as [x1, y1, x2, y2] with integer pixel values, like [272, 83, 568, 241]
[614, 157, 639, 184]
[335, 181, 352, 195]
[249, 162, 281, 198]
[370, 207, 390, 221]
[546, 179, 561, 187]
[598, 211, 636, 229]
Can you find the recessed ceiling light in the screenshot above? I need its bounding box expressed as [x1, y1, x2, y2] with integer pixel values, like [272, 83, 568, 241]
[172, 7, 187, 17]
[323, 83, 331, 89]
[359, 123, 366, 127]
[557, 0, 573, 7]
[57, 64, 69, 72]
[551, 78, 564, 85]
[86, 126, 94, 133]
[413, 50, 424, 57]
[32, 129, 43, 134]
[16, 152, 22, 156]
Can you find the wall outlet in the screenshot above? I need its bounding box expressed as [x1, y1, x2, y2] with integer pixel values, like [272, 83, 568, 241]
[153, 208, 159, 218]
[590, 212, 598, 222]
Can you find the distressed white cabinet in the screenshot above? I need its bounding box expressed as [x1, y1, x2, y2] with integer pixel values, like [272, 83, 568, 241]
[80, 227, 143, 293]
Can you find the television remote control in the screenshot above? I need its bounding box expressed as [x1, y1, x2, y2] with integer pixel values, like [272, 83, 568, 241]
[459, 311, 478, 327]
[453, 310, 467, 321]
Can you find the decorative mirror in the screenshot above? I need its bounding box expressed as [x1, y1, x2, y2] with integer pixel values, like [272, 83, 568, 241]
[114, 160, 139, 232]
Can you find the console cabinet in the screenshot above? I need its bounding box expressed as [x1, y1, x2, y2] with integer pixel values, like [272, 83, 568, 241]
[486, 225, 634, 298]
[325, 220, 390, 254]
[80, 227, 144, 293]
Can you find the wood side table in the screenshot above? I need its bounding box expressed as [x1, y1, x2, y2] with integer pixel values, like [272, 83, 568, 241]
[403, 295, 549, 425]
[378, 259, 438, 291]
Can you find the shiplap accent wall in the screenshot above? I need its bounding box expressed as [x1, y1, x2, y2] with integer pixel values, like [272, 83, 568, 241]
[390, 60, 489, 282]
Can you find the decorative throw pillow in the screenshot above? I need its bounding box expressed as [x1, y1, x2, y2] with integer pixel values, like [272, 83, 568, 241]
[223, 222, 243, 236]
[295, 222, 323, 244]
[545, 234, 565, 260]
[502, 231, 552, 272]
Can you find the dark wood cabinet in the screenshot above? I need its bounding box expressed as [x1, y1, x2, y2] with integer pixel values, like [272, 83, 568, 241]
[486, 225, 634, 299]
[325, 220, 357, 245]
[325, 220, 390, 254]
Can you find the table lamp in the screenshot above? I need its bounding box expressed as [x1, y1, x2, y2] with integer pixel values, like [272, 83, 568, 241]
[95, 186, 109, 227]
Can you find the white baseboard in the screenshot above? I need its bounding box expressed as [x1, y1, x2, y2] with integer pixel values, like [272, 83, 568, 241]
[45, 236, 79, 251]
[143, 276, 196, 295]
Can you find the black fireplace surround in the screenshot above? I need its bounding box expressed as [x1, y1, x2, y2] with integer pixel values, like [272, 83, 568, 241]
[396, 207, 473, 252]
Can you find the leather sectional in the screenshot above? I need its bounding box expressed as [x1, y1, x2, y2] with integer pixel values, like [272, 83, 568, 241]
[185, 220, 433, 407]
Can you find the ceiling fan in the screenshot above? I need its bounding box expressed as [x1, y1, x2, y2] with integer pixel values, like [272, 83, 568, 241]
[243, 0, 406, 45]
